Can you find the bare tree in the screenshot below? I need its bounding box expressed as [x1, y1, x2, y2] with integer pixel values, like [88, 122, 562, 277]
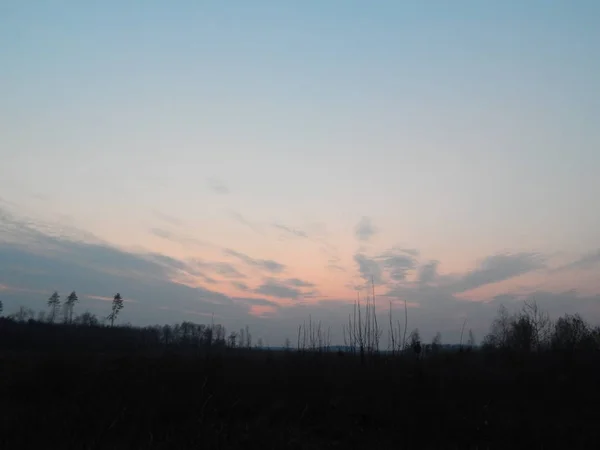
[403, 297, 408, 351]
[388, 299, 396, 352]
[483, 302, 552, 352]
[0, 300, 3, 317]
[11, 306, 35, 322]
[107, 293, 124, 327]
[203, 325, 214, 347]
[343, 278, 381, 360]
[228, 331, 238, 348]
[47, 291, 61, 323]
[522, 300, 552, 350]
[245, 325, 252, 349]
[371, 277, 381, 352]
[483, 304, 513, 348]
[459, 318, 467, 348]
[409, 328, 421, 358]
[297, 324, 304, 351]
[386, 299, 404, 355]
[298, 316, 327, 352]
[467, 329, 476, 348]
[214, 324, 226, 345]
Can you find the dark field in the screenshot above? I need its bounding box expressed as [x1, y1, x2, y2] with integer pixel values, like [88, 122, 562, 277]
[1, 316, 599, 449]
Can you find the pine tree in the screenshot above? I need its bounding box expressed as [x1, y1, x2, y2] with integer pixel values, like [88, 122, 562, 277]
[65, 291, 79, 324]
[108, 293, 124, 327]
[47, 291, 61, 323]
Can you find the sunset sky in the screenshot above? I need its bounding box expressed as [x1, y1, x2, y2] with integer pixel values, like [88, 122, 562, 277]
[1, 1, 599, 345]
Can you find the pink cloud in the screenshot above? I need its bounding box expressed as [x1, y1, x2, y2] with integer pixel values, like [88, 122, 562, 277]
[85, 294, 137, 303]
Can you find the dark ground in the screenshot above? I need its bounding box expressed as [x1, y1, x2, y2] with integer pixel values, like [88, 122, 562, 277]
[1, 319, 599, 449]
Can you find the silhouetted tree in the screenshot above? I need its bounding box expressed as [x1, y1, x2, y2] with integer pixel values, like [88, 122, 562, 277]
[162, 324, 173, 346]
[509, 316, 535, 352]
[244, 325, 252, 349]
[214, 324, 226, 345]
[203, 324, 214, 347]
[47, 291, 61, 324]
[551, 314, 593, 352]
[521, 299, 552, 350]
[409, 328, 421, 357]
[65, 291, 79, 324]
[107, 293, 124, 327]
[0, 300, 3, 317]
[483, 304, 513, 349]
[467, 329, 476, 348]
[75, 311, 99, 327]
[228, 331, 237, 348]
[11, 306, 34, 322]
[482, 301, 554, 352]
[431, 332, 442, 353]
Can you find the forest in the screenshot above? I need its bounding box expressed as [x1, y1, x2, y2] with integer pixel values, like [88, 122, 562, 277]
[1, 291, 599, 449]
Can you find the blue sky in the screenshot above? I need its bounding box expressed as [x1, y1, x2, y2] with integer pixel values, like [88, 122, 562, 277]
[1, 1, 599, 344]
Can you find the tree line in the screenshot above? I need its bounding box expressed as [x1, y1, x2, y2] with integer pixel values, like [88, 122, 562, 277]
[2, 287, 600, 357]
[0, 291, 124, 327]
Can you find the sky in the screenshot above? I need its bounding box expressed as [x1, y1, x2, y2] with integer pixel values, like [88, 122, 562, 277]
[1, 1, 600, 345]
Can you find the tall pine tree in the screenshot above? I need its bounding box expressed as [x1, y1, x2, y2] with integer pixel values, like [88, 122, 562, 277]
[47, 291, 61, 323]
[108, 293, 124, 327]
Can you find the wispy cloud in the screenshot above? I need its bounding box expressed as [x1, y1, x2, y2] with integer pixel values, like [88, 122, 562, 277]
[0, 209, 284, 324]
[273, 223, 308, 238]
[211, 262, 247, 279]
[85, 294, 137, 304]
[152, 210, 182, 227]
[229, 212, 264, 235]
[0, 205, 104, 247]
[150, 227, 171, 239]
[353, 247, 419, 287]
[252, 276, 318, 300]
[254, 279, 303, 300]
[223, 249, 286, 274]
[230, 281, 249, 291]
[354, 216, 377, 242]
[149, 227, 212, 249]
[417, 260, 439, 285]
[284, 278, 315, 288]
[0, 196, 19, 208]
[207, 177, 230, 194]
[2, 205, 600, 344]
[384, 252, 547, 311]
[353, 253, 384, 285]
[377, 247, 418, 282]
[552, 250, 600, 273]
[449, 253, 545, 294]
